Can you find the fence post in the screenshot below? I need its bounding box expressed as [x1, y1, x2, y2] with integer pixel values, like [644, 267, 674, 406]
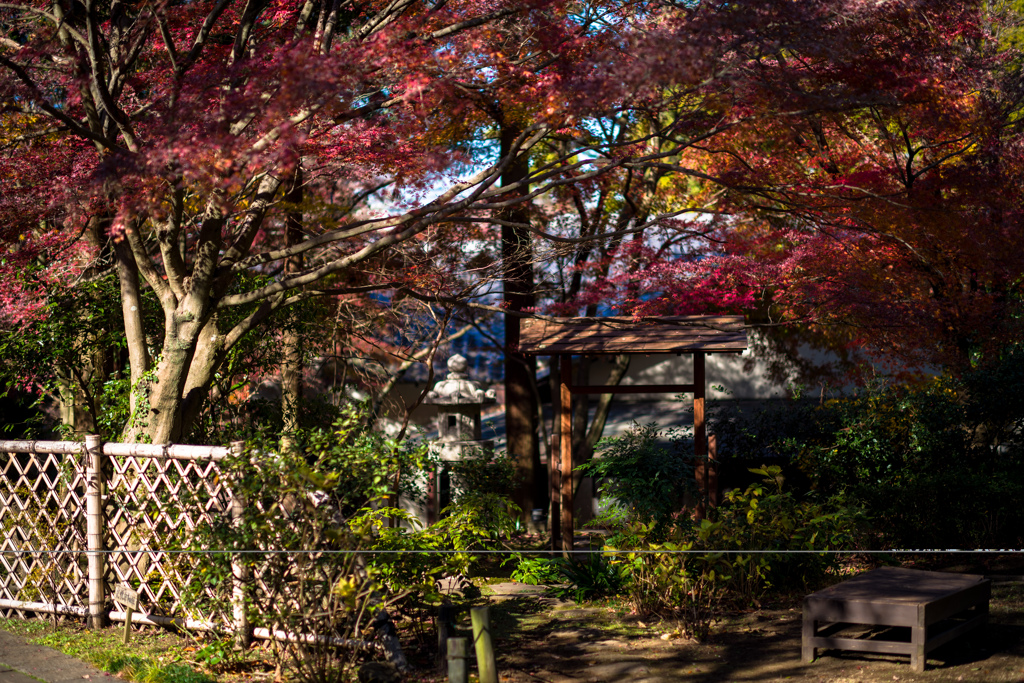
[436, 602, 456, 671]
[229, 441, 251, 648]
[470, 606, 498, 683]
[446, 637, 468, 683]
[85, 434, 107, 629]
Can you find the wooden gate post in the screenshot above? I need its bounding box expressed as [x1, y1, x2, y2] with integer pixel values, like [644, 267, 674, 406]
[693, 351, 709, 519]
[84, 434, 107, 629]
[229, 441, 251, 648]
[549, 356, 561, 552]
[559, 356, 573, 556]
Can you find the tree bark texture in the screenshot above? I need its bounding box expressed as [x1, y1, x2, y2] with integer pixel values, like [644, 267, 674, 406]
[281, 169, 304, 451]
[500, 123, 540, 528]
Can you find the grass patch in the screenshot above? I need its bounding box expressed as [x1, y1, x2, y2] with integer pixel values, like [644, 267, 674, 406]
[991, 582, 1024, 625]
[0, 619, 215, 683]
[33, 628, 214, 683]
[86, 654, 210, 683]
[0, 617, 51, 637]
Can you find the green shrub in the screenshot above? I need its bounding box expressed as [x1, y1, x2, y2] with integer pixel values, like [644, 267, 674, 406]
[509, 554, 625, 603]
[354, 492, 520, 604]
[598, 466, 864, 636]
[553, 554, 627, 603]
[794, 368, 1024, 549]
[445, 446, 519, 504]
[578, 422, 696, 538]
[509, 555, 564, 585]
[708, 348, 1024, 550]
[609, 532, 727, 640]
[182, 432, 522, 674]
[289, 404, 430, 512]
[696, 466, 865, 602]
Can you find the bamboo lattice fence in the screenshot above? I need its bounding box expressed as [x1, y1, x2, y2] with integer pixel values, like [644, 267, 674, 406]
[0, 436, 246, 636]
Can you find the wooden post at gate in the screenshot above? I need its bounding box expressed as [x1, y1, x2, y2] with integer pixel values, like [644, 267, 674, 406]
[470, 607, 498, 683]
[693, 351, 709, 519]
[518, 317, 748, 552]
[549, 357, 561, 553]
[446, 637, 468, 683]
[559, 356, 573, 556]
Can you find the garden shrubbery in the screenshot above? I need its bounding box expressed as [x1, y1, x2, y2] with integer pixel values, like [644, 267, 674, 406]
[514, 421, 866, 639]
[712, 350, 1024, 550]
[523, 349, 1024, 639]
[178, 412, 521, 681]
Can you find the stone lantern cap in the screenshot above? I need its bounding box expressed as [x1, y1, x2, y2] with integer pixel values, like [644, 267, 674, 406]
[424, 354, 496, 405]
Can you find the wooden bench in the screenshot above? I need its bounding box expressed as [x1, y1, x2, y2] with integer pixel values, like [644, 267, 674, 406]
[802, 566, 990, 672]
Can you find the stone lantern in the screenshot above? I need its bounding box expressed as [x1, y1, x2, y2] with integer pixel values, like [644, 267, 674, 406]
[423, 354, 496, 522]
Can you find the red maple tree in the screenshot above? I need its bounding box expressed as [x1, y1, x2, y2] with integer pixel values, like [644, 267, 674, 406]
[0, 0, 610, 442]
[559, 0, 1024, 373]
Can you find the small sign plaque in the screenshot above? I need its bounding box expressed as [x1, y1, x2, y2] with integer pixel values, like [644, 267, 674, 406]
[113, 583, 139, 610]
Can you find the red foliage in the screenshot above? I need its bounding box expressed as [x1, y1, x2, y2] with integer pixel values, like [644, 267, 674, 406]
[554, 0, 1024, 371]
[0, 0, 612, 440]
[2, 0, 1023, 441]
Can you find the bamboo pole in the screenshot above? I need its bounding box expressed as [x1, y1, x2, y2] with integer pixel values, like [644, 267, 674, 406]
[108, 609, 216, 631]
[250, 627, 379, 651]
[470, 606, 498, 683]
[103, 443, 230, 460]
[229, 441, 251, 648]
[113, 613, 380, 651]
[0, 440, 83, 454]
[0, 599, 88, 617]
[84, 434, 106, 629]
[0, 440, 230, 460]
[447, 637, 468, 683]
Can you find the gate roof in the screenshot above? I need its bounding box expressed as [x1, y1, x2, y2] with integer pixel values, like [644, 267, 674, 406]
[519, 315, 747, 355]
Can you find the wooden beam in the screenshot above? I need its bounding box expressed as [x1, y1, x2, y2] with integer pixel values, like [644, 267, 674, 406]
[560, 356, 573, 556]
[567, 384, 696, 395]
[519, 315, 748, 355]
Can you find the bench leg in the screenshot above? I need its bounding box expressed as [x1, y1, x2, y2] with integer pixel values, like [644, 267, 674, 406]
[801, 613, 817, 664]
[911, 624, 926, 673]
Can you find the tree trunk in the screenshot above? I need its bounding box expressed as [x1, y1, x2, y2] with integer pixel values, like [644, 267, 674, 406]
[281, 169, 304, 453]
[114, 231, 151, 441]
[146, 335, 199, 444]
[500, 123, 540, 529]
[57, 217, 108, 438]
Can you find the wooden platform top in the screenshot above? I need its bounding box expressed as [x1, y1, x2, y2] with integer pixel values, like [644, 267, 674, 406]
[806, 567, 988, 605]
[518, 315, 747, 355]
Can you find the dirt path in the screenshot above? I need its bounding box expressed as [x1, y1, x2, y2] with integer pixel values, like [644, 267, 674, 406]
[433, 580, 1024, 683]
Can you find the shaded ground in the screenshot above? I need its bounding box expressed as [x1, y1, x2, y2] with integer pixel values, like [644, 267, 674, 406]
[399, 577, 1024, 683]
[4, 565, 1023, 683]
